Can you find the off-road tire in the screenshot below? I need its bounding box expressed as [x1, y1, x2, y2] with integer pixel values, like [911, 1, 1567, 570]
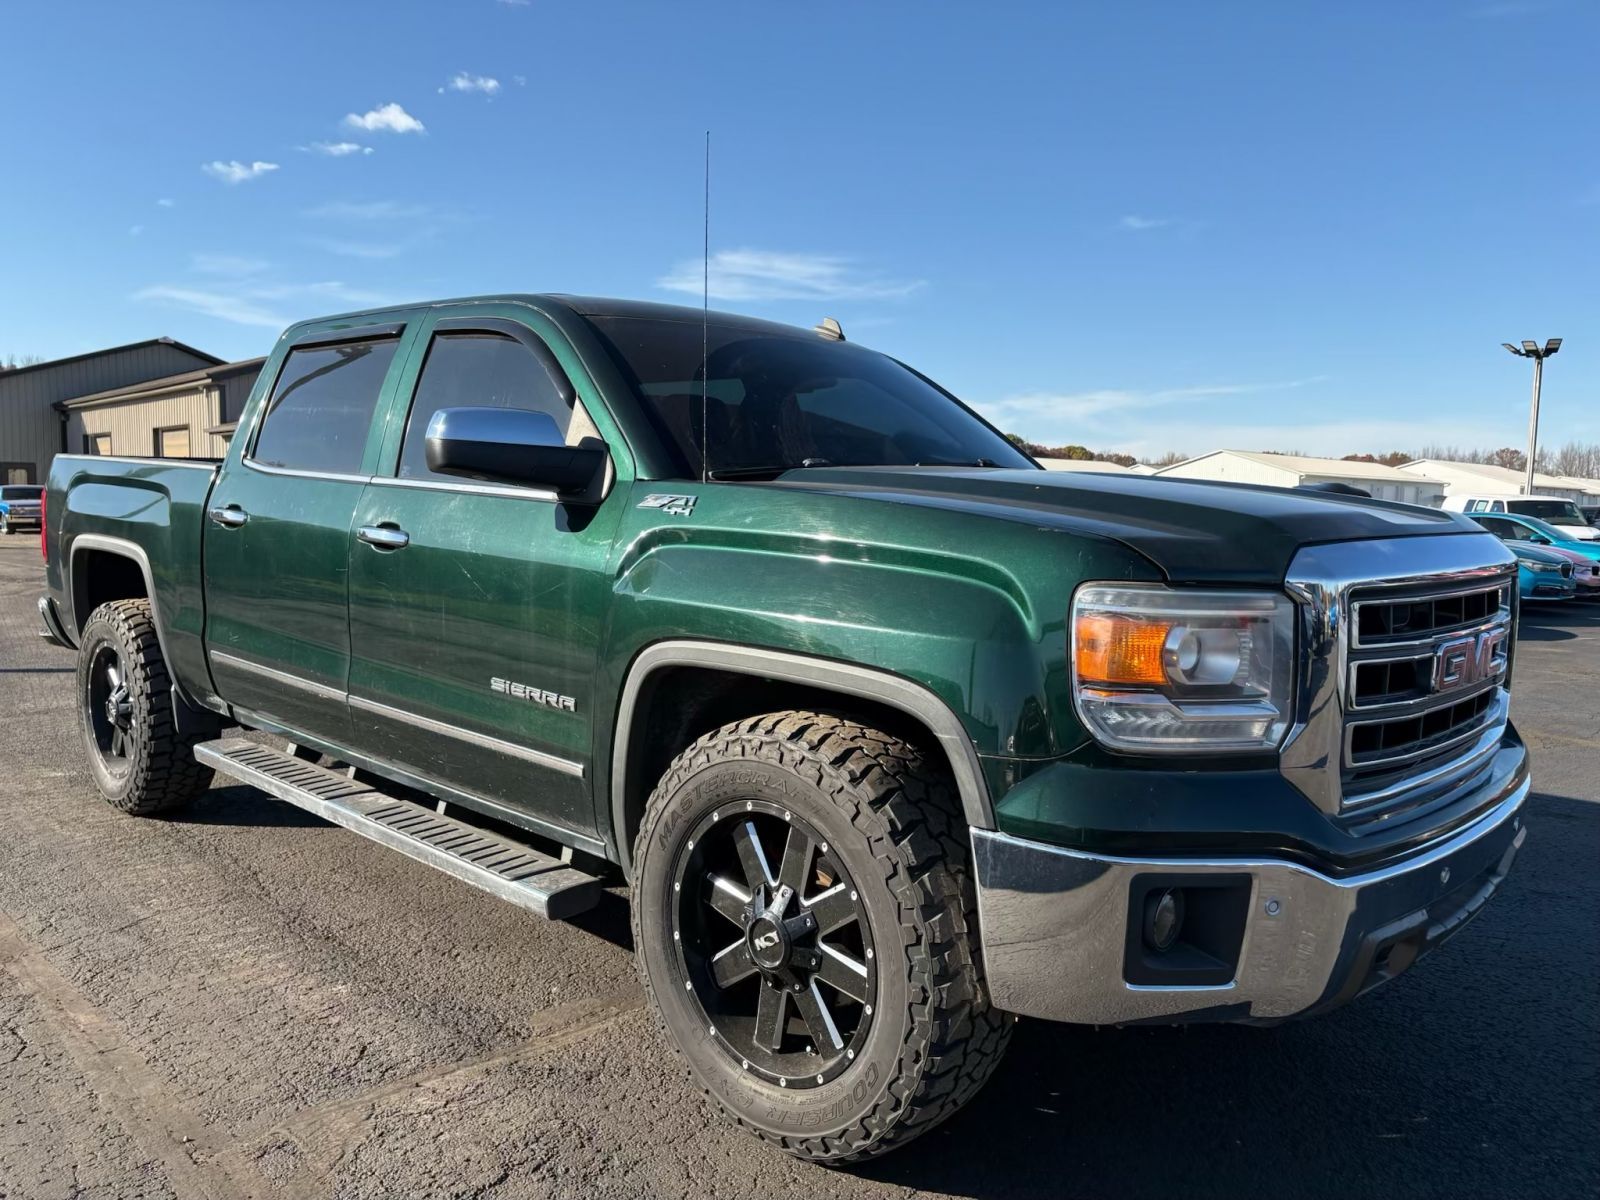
[632, 710, 1014, 1163]
[76, 599, 214, 815]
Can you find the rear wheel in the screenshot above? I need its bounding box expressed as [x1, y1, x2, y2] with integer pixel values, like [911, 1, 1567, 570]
[76, 599, 214, 815]
[632, 711, 1013, 1162]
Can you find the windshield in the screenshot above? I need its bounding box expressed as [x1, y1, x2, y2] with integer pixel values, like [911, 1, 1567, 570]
[0, 486, 42, 501]
[1508, 498, 1584, 523]
[583, 315, 1034, 479]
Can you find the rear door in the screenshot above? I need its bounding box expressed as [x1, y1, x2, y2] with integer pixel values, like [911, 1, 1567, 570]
[343, 305, 628, 847]
[203, 320, 414, 740]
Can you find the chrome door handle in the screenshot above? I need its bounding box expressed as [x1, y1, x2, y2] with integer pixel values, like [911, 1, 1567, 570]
[357, 524, 410, 550]
[208, 505, 249, 528]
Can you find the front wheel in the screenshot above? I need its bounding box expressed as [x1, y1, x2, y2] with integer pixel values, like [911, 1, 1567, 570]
[0, 513, 11, 535]
[76, 599, 214, 815]
[632, 711, 1013, 1163]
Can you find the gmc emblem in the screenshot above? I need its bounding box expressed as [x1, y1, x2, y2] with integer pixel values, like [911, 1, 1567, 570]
[1432, 628, 1507, 695]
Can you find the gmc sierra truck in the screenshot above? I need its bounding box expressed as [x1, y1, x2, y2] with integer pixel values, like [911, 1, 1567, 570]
[39, 295, 1530, 1162]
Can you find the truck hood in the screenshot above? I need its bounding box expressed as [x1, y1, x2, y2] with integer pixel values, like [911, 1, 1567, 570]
[768, 466, 1479, 585]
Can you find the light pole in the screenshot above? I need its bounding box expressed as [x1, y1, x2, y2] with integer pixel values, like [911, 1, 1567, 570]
[1501, 338, 1561, 495]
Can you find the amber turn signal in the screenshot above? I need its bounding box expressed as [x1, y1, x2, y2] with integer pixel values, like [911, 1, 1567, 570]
[1074, 612, 1172, 687]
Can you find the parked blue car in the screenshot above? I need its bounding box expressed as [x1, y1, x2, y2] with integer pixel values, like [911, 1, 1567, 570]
[1508, 543, 1577, 602]
[0, 484, 43, 536]
[1469, 512, 1600, 564]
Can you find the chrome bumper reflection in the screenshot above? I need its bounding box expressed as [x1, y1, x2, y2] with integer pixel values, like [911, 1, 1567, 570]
[973, 768, 1528, 1025]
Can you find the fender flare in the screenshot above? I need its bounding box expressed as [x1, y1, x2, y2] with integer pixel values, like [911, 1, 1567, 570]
[67, 534, 199, 705]
[609, 640, 995, 874]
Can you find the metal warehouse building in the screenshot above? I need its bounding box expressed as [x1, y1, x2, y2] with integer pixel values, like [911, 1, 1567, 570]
[1157, 449, 1446, 505]
[0, 339, 263, 483]
[61, 356, 266, 461]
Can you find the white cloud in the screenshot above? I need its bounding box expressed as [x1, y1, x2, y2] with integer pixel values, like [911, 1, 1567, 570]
[303, 237, 405, 260]
[343, 103, 426, 134]
[133, 286, 290, 328]
[191, 253, 270, 276]
[136, 262, 396, 329]
[201, 160, 280, 184]
[156, 198, 175, 207]
[985, 377, 1331, 428]
[513, 74, 527, 87]
[129, 225, 144, 237]
[658, 249, 923, 302]
[1118, 214, 1171, 231]
[305, 200, 430, 221]
[303, 141, 374, 157]
[445, 71, 501, 94]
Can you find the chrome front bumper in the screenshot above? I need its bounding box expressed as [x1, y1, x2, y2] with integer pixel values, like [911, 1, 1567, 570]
[972, 766, 1529, 1026]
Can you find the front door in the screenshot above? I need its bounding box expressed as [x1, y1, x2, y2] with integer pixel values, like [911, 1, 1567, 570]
[344, 307, 626, 846]
[203, 322, 411, 740]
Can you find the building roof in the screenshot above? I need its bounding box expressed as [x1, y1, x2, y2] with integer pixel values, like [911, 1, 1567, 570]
[0, 337, 223, 382]
[1399, 458, 1600, 496]
[1036, 457, 1134, 474]
[57, 357, 267, 411]
[1162, 449, 1440, 484]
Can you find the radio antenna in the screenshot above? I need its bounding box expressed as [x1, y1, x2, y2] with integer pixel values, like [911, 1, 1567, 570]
[700, 129, 711, 484]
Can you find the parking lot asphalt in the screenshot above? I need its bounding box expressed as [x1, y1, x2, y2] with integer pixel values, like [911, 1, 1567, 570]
[1, 539, 1595, 1200]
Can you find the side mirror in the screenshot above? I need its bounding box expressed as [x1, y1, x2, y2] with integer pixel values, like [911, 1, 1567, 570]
[425, 407, 607, 499]
[1530, 534, 1550, 545]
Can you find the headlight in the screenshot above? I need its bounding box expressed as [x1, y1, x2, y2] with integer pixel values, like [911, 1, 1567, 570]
[1070, 584, 1295, 754]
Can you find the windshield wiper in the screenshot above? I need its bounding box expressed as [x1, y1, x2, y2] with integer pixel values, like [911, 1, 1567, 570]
[706, 458, 833, 481]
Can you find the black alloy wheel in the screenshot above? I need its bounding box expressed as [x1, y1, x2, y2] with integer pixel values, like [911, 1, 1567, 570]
[86, 642, 135, 771]
[672, 799, 875, 1088]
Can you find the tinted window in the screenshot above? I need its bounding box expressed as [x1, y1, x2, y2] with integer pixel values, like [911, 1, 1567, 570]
[252, 338, 399, 474]
[1507, 498, 1584, 523]
[1, 485, 42, 501]
[397, 332, 572, 480]
[1474, 517, 1517, 539]
[585, 315, 1033, 479]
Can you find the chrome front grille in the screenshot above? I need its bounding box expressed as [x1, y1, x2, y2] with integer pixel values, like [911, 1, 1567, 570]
[1282, 536, 1518, 826]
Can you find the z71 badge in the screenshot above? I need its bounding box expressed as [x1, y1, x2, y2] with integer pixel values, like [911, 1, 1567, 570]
[491, 677, 576, 712]
[638, 493, 697, 517]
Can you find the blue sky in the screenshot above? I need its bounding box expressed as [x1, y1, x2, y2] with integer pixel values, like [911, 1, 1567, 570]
[3, 1, 1596, 460]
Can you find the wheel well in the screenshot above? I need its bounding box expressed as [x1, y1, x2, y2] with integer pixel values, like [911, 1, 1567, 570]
[615, 665, 957, 872]
[71, 548, 148, 633]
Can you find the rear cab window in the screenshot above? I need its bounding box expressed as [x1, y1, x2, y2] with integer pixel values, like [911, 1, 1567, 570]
[250, 336, 401, 475]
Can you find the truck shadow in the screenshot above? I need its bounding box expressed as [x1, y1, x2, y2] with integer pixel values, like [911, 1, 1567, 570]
[857, 790, 1598, 1200]
[1518, 602, 1600, 641]
[172, 783, 330, 828]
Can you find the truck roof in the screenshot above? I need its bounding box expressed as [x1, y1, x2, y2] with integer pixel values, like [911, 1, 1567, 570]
[281, 294, 817, 342]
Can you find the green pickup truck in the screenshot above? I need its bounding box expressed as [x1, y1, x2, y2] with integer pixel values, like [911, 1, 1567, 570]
[39, 295, 1530, 1162]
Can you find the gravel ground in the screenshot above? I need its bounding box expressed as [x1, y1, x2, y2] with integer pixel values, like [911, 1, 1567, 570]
[1, 540, 1595, 1199]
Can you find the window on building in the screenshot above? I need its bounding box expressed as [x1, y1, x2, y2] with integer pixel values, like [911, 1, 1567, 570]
[251, 337, 400, 475]
[83, 433, 112, 456]
[154, 426, 191, 458]
[395, 331, 573, 481]
[1, 463, 35, 485]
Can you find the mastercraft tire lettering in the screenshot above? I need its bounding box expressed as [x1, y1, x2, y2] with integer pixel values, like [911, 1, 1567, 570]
[631, 711, 1013, 1163]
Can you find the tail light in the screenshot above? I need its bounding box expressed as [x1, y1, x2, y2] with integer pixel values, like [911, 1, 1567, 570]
[40, 489, 47, 561]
